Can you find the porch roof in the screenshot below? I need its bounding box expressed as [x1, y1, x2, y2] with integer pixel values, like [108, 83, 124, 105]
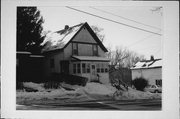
[72, 56, 110, 62]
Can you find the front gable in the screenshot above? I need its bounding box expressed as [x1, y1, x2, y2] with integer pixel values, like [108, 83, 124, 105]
[63, 22, 108, 52]
[72, 25, 97, 44]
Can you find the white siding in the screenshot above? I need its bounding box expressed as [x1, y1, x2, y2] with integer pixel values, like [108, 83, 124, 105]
[131, 67, 162, 85]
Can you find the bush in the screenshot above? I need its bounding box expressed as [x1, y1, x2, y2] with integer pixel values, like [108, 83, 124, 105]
[44, 81, 61, 89]
[132, 77, 148, 91]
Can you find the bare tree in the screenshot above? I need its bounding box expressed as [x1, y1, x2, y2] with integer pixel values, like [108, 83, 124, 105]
[107, 46, 145, 89]
[91, 25, 105, 42]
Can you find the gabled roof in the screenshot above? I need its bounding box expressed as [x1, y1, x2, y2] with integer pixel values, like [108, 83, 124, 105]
[131, 59, 162, 69]
[41, 22, 108, 53]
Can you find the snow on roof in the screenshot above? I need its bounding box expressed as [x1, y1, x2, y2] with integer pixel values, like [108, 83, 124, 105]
[41, 23, 83, 52]
[72, 56, 110, 62]
[131, 59, 162, 69]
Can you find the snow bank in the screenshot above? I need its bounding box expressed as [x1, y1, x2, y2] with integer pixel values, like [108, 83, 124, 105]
[17, 82, 161, 104]
[114, 87, 161, 100]
[83, 83, 161, 100]
[23, 82, 45, 91]
[84, 83, 116, 95]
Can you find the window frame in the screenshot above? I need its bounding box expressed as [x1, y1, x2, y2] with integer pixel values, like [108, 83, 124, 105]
[82, 63, 86, 73]
[87, 63, 90, 73]
[72, 43, 78, 55]
[77, 63, 81, 73]
[92, 45, 98, 56]
[73, 63, 76, 74]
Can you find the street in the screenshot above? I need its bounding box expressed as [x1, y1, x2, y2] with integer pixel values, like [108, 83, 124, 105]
[16, 99, 161, 110]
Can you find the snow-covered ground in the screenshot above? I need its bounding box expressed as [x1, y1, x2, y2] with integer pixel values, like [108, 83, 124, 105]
[17, 82, 161, 105]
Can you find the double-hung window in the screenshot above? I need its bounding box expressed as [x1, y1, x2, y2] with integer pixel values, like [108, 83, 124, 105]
[101, 63, 104, 73]
[77, 63, 81, 73]
[96, 63, 100, 73]
[87, 63, 90, 73]
[73, 64, 76, 74]
[73, 43, 78, 55]
[82, 63, 86, 73]
[92, 45, 98, 56]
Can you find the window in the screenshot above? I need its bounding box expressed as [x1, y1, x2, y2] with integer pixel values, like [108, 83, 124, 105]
[92, 45, 98, 56]
[73, 64, 76, 74]
[101, 63, 104, 73]
[87, 63, 90, 73]
[156, 79, 162, 86]
[77, 63, 81, 73]
[96, 63, 100, 73]
[82, 63, 86, 73]
[73, 43, 78, 55]
[105, 63, 109, 72]
[50, 59, 55, 68]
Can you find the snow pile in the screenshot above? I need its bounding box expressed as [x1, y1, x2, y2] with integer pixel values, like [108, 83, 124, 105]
[23, 82, 45, 91]
[84, 83, 116, 95]
[17, 82, 161, 104]
[61, 82, 83, 90]
[83, 83, 161, 100]
[114, 87, 161, 100]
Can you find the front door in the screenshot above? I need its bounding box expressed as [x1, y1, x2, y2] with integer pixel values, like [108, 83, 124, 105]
[60, 61, 69, 74]
[91, 64, 97, 81]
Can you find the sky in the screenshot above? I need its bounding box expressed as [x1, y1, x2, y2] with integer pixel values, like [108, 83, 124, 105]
[38, 6, 162, 59]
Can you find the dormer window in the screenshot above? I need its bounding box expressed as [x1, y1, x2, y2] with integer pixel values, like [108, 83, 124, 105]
[92, 45, 98, 56]
[73, 43, 78, 55]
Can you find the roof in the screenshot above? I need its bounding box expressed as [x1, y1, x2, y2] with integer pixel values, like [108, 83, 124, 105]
[72, 56, 110, 62]
[131, 59, 162, 69]
[41, 22, 108, 53]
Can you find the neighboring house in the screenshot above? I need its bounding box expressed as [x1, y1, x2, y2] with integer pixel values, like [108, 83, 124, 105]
[16, 51, 44, 82]
[131, 58, 162, 86]
[42, 22, 110, 84]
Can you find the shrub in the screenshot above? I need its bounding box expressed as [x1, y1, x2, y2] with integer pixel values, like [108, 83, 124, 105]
[132, 77, 148, 91]
[44, 81, 61, 89]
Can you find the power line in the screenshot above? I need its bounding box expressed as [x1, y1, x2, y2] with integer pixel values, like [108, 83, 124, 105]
[128, 34, 156, 48]
[66, 6, 162, 36]
[89, 6, 161, 31]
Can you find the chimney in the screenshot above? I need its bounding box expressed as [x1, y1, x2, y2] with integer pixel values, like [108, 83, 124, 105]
[150, 55, 154, 61]
[64, 25, 69, 30]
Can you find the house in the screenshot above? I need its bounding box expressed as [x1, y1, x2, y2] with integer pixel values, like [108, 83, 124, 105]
[131, 57, 162, 86]
[42, 22, 110, 84]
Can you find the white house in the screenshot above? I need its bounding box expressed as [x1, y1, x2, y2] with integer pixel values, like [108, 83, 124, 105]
[42, 22, 110, 84]
[131, 58, 162, 86]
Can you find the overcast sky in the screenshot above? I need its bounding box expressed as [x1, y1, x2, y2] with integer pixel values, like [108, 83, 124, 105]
[38, 6, 162, 59]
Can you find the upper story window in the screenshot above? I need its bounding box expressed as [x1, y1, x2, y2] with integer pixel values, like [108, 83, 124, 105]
[92, 45, 98, 56]
[72, 43, 78, 55]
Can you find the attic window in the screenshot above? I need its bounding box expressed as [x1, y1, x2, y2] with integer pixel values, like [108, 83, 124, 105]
[73, 43, 78, 55]
[92, 45, 98, 56]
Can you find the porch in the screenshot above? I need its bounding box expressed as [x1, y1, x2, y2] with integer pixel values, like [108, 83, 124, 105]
[70, 56, 110, 84]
